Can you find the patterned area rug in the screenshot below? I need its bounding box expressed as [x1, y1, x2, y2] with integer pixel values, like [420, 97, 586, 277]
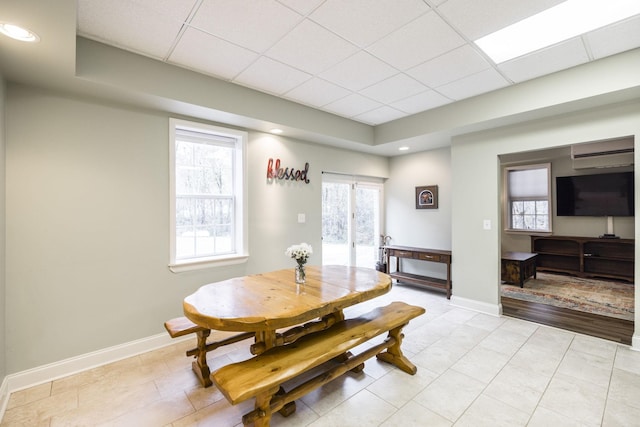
[501, 272, 634, 321]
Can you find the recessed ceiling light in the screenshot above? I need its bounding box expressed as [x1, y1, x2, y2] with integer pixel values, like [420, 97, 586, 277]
[0, 23, 40, 42]
[270, 128, 283, 134]
[398, 146, 409, 151]
[475, 0, 640, 63]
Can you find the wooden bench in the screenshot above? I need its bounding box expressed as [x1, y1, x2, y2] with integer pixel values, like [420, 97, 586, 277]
[164, 316, 253, 387]
[211, 301, 425, 426]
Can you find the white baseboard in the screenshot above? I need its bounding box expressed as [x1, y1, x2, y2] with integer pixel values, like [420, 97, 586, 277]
[632, 334, 640, 351]
[0, 332, 190, 421]
[0, 377, 9, 423]
[450, 295, 502, 317]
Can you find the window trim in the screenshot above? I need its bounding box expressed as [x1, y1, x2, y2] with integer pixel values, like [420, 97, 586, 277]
[169, 118, 248, 272]
[503, 162, 552, 234]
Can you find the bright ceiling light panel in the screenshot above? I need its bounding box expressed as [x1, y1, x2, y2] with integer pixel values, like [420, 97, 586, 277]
[0, 23, 40, 42]
[475, 0, 640, 63]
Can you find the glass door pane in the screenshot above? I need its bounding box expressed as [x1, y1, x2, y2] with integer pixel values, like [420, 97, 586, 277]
[322, 178, 383, 268]
[322, 182, 351, 266]
[355, 184, 380, 269]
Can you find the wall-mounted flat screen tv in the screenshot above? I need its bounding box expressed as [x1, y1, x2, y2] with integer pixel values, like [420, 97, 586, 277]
[556, 171, 634, 216]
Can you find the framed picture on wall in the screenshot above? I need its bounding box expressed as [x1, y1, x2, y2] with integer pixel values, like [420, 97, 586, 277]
[416, 185, 438, 209]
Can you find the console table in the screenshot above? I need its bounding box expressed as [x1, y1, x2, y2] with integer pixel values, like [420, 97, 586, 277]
[385, 245, 452, 299]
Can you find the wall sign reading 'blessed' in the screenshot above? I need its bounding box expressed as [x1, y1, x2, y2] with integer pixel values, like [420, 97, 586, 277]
[266, 158, 310, 184]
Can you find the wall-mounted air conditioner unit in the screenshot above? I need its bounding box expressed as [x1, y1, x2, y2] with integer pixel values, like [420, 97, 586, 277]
[571, 137, 634, 169]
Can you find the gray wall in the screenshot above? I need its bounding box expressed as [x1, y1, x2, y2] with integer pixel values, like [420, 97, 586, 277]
[450, 101, 640, 318]
[385, 147, 452, 279]
[0, 74, 6, 382]
[3, 83, 389, 373]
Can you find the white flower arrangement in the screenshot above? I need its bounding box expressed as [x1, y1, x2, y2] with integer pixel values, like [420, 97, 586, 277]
[285, 242, 313, 266]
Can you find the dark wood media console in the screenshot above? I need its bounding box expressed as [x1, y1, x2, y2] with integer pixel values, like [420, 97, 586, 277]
[531, 235, 634, 282]
[385, 245, 452, 298]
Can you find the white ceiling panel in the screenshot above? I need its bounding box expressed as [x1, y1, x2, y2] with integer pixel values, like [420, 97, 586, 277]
[320, 51, 397, 91]
[265, 20, 359, 74]
[391, 90, 452, 114]
[437, 0, 565, 40]
[437, 68, 509, 100]
[585, 15, 640, 60]
[324, 93, 382, 117]
[354, 106, 406, 125]
[76, 0, 640, 126]
[278, 0, 326, 16]
[190, 0, 302, 53]
[77, 0, 190, 59]
[368, 11, 466, 71]
[309, 0, 430, 48]
[360, 74, 427, 104]
[169, 27, 258, 80]
[499, 38, 590, 83]
[234, 56, 311, 95]
[407, 45, 491, 88]
[284, 78, 351, 108]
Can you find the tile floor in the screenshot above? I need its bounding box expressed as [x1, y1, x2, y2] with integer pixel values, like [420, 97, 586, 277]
[2, 283, 640, 426]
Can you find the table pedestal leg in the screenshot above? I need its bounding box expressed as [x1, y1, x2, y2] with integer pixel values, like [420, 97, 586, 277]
[192, 329, 212, 387]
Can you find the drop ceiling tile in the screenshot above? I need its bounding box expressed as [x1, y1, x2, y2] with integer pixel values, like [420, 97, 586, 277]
[169, 27, 258, 80]
[284, 78, 351, 108]
[436, 68, 509, 100]
[320, 51, 397, 91]
[585, 15, 640, 60]
[499, 38, 590, 83]
[354, 106, 406, 125]
[309, 0, 430, 48]
[323, 93, 382, 117]
[367, 11, 466, 70]
[407, 44, 491, 88]
[265, 20, 359, 74]
[234, 57, 312, 95]
[437, 0, 564, 40]
[391, 90, 452, 114]
[190, 0, 302, 53]
[360, 74, 427, 104]
[278, 0, 326, 16]
[78, 0, 193, 59]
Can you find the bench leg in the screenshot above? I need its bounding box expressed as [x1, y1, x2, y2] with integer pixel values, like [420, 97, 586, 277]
[276, 387, 297, 417]
[376, 324, 417, 375]
[192, 329, 213, 388]
[243, 386, 280, 427]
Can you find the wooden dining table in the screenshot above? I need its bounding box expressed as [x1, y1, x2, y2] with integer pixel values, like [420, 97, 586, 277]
[183, 265, 392, 355]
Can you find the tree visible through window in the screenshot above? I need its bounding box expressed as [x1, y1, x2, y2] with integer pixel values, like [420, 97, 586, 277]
[169, 119, 247, 271]
[505, 164, 551, 232]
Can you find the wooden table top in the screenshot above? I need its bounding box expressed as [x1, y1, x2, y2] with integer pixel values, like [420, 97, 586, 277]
[183, 265, 392, 332]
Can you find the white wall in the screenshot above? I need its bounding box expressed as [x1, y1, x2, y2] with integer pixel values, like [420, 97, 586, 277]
[385, 147, 452, 279]
[450, 100, 640, 324]
[4, 84, 389, 373]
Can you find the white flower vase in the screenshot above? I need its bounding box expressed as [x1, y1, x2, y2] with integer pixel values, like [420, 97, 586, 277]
[295, 264, 306, 284]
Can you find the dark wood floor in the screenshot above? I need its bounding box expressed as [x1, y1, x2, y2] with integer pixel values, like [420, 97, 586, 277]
[501, 296, 634, 345]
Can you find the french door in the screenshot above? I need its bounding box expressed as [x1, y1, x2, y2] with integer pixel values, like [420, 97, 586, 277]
[321, 175, 383, 268]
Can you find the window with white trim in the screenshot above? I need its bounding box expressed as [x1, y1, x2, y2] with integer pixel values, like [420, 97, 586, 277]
[169, 119, 247, 271]
[504, 163, 551, 232]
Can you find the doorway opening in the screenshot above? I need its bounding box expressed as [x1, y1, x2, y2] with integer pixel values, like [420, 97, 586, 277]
[321, 174, 383, 269]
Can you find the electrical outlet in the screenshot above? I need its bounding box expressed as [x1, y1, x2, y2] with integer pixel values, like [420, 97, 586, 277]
[298, 213, 306, 223]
